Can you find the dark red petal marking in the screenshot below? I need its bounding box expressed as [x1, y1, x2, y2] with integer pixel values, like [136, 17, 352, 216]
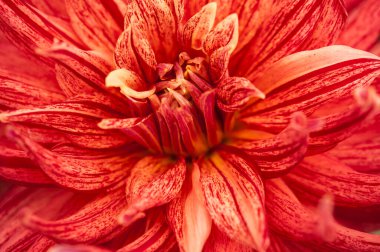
[6, 127, 141, 190]
[24, 189, 126, 243]
[167, 163, 212, 252]
[199, 151, 268, 251]
[65, 0, 122, 51]
[337, 0, 380, 51]
[178, 2, 216, 51]
[231, 0, 347, 80]
[217, 77, 265, 113]
[199, 90, 222, 146]
[240, 46, 380, 130]
[115, 23, 158, 83]
[265, 179, 380, 251]
[227, 112, 309, 177]
[99, 114, 162, 153]
[285, 155, 380, 207]
[118, 212, 174, 252]
[120, 156, 186, 226]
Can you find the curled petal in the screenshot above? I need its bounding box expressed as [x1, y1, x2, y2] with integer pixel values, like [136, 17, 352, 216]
[106, 69, 156, 99]
[337, 0, 380, 51]
[25, 189, 126, 243]
[199, 151, 269, 251]
[5, 127, 140, 190]
[178, 2, 216, 51]
[119, 212, 175, 252]
[167, 163, 212, 252]
[49, 244, 111, 252]
[99, 114, 161, 153]
[265, 179, 380, 251]
[241, 46, 380, 130]
[285, 155, 380, 207]
[119, 156, 186, 226]
[227, 112, 309, 177]
[217, 77, 265, 112]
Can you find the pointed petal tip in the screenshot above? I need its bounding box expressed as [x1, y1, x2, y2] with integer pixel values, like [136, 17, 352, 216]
[117, 207, 146, 226]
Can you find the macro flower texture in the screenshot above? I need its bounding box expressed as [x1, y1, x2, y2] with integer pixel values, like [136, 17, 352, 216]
[0, 0, 380, 251]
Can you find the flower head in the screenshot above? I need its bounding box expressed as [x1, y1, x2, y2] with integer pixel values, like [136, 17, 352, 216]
[0, 0, 380, 251]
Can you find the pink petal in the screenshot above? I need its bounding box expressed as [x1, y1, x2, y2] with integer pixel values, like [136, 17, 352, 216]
[199, 151, 269, 251]
[227, 112, 309, 177]
[285, 154, 380, 207]
[5, 127, 141, 190]
[119, 156, 186, 226]
[65, 0, 123, 52]
[49, 244, 111, 252]
[240, 46, 380, 130]
[337, 0, 380, 51]
[231, 0, 347, 80]
[167, 163, 212, 252]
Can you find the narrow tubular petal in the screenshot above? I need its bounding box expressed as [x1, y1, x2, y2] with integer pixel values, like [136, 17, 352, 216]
[217, 77, 265, 113]
[114, 24, 158, 83]
[99, 114, 162, 153]
[240, 46, 380, 130]
[199, 151, 268, 251]
[24, 189, 126, 243]
[167, 163, 212, 252]
[227, 112, 309, 177]
[231, 0, 346, 79]
[49, 244, 111, 252]
[65, 0, 122, 51]
[265, 179, 380, 251]
[337, 0, 380, 51]
[120, 156, 186, 226]
[308, 87, 380, 153]
[178, 2, 216, 51]
[118, 212, 174, 252]
[199, 90, 222, 146]
[6, 127, 141, 190]
[0, 0, 82, 57]
[285, 155, 380, 207]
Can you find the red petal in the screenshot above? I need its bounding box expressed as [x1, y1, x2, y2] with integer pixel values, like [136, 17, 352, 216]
[231, 0, 347, 80]
[265, 179, 380, 251]
[49, 244, 111, 252]
[25, 189, 126, 243]
[178, 2, 216, 51]
[119, 212, 175, 252]
[65, 0, 123, 52]
[6, 127, 141, 190]
[199, 151, 269, 250]
[167, 163, 212, 252]
[240, 46, 380, 130]
[119, 156, 186, 226]
[216, 77, 265, 113]
[285, 154, 380, 207]
[337, 0, 380, 51]
[227, 112, 309, 177]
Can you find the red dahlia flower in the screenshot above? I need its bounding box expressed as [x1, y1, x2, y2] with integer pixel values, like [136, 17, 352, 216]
[0, 0, 380, 251]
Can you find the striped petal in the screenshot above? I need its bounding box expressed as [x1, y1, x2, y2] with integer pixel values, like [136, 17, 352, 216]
[119, 156, 186, 226]
[337, 0, 380, 51]
[167, 163, 212, 252]
[265, 179, 380, 251]
[240, 46, 380, 130]
[199, 151, 269, 251]
[65, 0, 123, 52]
[24, 189, 126, 243]
[231, 0, 347, 80]
[227, 112, 309, 177]
[5, 127, 141, 190]
[285, 155, 380, 207]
